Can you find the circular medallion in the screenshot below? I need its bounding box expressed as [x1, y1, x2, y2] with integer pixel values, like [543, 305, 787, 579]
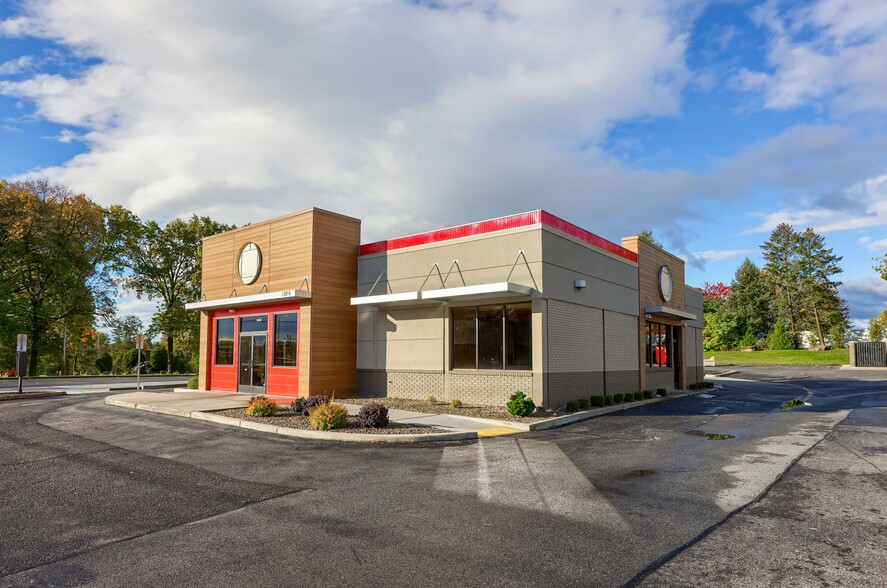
[237, 242, 262, 285]
[658, 265, 672, 302]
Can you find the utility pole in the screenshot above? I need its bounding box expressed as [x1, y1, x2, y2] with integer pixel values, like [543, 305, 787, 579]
[135, 333, 144, 390]
[61, 319, 67, 376]
[16, 334, 27, 394]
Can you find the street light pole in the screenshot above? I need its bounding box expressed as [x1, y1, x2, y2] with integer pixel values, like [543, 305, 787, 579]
[61, 319, 67, 376]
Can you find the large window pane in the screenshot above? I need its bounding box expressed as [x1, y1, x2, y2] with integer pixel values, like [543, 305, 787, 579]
[505, 303, 532, 370]
[215, 318, 234, 365]
[645, 321, 652, 367]
[452, 307, 477, 369]
[273, 313, 298, 367]
[477, 305, 504, 370]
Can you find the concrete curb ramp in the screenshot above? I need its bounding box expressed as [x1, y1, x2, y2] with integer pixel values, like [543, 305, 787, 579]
[105, 395, 478, 444]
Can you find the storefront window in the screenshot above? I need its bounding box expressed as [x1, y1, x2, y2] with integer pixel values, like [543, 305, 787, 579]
[215, 318, 234, 365]
[645, 320, 672, 368]
[273, 313, 298, 367]
[452, 307, 477, 369]
[240, 315, 267, 332]
[452, 303, 532, 370]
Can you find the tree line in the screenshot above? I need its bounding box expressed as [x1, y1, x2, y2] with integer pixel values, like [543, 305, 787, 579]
[0, 179, 231, 376]
[703, 223, 848, 351]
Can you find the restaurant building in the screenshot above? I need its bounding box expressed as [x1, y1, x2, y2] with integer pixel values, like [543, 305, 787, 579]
[188, 208, 703, 408]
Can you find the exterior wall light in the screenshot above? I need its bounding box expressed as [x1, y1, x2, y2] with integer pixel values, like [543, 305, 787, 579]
[573, 279, 587, 288]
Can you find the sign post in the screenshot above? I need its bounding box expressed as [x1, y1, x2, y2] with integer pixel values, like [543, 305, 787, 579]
[16, 334, 27, 394]
[135, 333, 144, 390]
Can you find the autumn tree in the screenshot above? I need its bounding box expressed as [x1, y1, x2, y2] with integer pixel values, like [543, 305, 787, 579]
[0, 180, 113, 375]
[106, 208, 232, 364]
[702, 282, 737, 351]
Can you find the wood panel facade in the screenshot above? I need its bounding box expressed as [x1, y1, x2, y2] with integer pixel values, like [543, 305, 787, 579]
[194, 208, 360, 398]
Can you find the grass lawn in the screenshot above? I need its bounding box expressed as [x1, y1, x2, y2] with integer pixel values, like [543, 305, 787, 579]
[709, 348, 849, 366]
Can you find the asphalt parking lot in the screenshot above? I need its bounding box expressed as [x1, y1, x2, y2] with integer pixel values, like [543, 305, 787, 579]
[1, 366, 884, 587]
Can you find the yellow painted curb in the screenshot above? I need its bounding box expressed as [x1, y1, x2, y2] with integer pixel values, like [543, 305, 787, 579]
[477, 427, 522, 437]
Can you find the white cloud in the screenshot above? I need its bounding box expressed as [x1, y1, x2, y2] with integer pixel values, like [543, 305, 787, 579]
[738, 0, 887, 114]
[0, 0, 704, 239]
[840, 275, 887, 321]
[0, 55, 34, 75]
[744, 173, 887, 234]
[687, 249, 757, 263]
[866, 237, 887, 251]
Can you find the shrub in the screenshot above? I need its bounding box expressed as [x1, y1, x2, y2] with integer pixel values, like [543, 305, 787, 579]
[578, 398, 589, 409]
[768, 323, 795, 350]
[657, 388, 667, 397]
[688, 383, 699, 390]
[603, 395, 613, 406]
[633, 391, 644, 401]
[95, 352, 113, 374]
[590, 395, 605, 407]
[357, 402, 389, 428]
[150, 345, 169, 372]
[613, 393, 624, 403]
[622, 394, 633, 403]
[291, 395, 329, 416]
[187, 376, 198, 389]
[450, 399, 463, 408]
[643, 390, 654, 400]
[703, 381, 714, 389]
[308, 403, 349, 430]
[506, 391, 536, 417]
[245, 396, 278, 417]
[565, 400, 579, 412]
[426, 395, 438, 405]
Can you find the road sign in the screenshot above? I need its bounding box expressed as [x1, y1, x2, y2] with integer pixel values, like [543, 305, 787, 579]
[136, 333, 144, 350]
[16, 334, 27, 353]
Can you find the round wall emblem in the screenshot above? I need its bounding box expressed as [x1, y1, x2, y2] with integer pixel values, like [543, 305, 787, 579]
[237, 242, 262, 285]
[658, 265, 672, 302]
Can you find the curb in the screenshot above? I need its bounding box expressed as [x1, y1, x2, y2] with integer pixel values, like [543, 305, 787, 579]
[523, 389, 710, 432]
[0, 390, 67, 402]
[104, 396, 478, 444]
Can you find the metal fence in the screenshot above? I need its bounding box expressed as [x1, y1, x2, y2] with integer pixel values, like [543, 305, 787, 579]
[849, 341, 887, 367]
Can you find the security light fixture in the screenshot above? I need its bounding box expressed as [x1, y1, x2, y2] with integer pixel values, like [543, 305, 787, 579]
[573, 279, 587, 288]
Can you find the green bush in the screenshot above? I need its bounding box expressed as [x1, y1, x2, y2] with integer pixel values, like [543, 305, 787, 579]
[603, 395, 613, 406]
[643, 390, 654, 400]
[95, 352, 113, 374]
[768, 323, 795, 350]
[578, 398, 589, 409]
[590, 395, 605, 407]
[450, 398, 463, 408]
[187, 376, 198, 389]
[308, 403, 349, 430]
[657, 388, 667, 396]
[633, 391, 644, 401]
[245, 396, 278, 417]
[613, 393, 624, 403]
[150, 345, 169, 372]
[622, 394, 633, 403]
[703, 381, 714, 389]
[506, 391, 536, 417]
[565, 400, 579, 412]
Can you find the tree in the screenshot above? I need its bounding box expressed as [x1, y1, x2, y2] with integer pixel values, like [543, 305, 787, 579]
[701, 282, 737, 351]
[795, 228, 846, 347]
[728, 259, 771, 342]
[106, 209, 232, 363]
[0, 180, 114, 375]
[149, 344, 169, 372]
[638, 229, 663, 248]
[869, 317, 885, 342]
[761, 223, 802, 343]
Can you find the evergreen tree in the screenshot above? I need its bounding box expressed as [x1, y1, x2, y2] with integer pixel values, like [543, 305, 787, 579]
[761, 223, 802, 343]
[637, 229, 663, 248]
[728, 258, 771, 342]
[795, 228, 846, 347]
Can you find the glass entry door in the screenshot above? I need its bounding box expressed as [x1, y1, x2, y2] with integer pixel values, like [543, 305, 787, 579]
[238, 334, 267, 393]
[672, 328, 682, 389]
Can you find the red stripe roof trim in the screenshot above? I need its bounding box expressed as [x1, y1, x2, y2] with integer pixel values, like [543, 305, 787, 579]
[359, 210, 637, 263]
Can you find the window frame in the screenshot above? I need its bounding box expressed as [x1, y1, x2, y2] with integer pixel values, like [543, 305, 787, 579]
[450, 302, 532, 371]
[272, 311, 299, 368]
[645, 320, 672, 368]
[214, 317, 236, 366]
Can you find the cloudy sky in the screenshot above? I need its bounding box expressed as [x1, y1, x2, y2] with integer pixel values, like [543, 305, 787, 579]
[1, 0, 886, 328]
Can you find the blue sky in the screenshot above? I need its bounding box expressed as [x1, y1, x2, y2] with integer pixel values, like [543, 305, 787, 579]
[2, 0, 887, 329]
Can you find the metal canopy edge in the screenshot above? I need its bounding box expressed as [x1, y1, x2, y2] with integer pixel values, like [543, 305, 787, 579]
[186, 289, 311, 311]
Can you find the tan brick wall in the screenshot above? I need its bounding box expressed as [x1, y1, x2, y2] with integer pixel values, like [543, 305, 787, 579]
[448, 371, 534, 406]
[645, 368, 672, 392]
[604, 310, 640, 394]
[357, 369, 444, 399]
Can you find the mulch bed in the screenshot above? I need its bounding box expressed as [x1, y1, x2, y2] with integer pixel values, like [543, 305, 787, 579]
[343, 397, 562, 423]
[214, 407, 450, 435]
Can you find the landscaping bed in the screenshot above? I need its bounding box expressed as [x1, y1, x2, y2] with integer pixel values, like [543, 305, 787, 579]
[345, 396, 560, 423]
[214, 407, 450, 435]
